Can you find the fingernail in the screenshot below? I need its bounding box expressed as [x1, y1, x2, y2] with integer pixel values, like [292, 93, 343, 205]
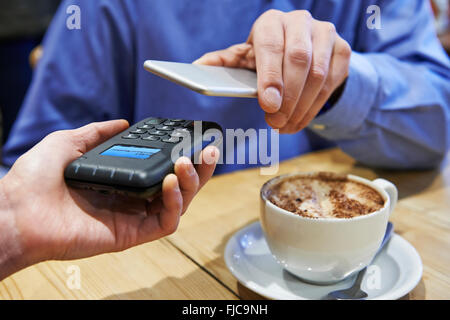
[173, 176, 181, 192]
[263, 87, 282, 112]
[266, 112, 288, 128]
[209, 147, 216, 160]
[166, 174, 180, 192]
[180, 157, 195, 176]
[203, 147, 219, 165]
[187, 164, 196, 176]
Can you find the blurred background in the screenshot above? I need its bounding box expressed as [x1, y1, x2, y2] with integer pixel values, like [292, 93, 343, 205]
[0, 0, 61, 160]
[0, 0, 449, 172]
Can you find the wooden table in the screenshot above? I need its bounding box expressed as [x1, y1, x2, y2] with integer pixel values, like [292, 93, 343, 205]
[1, 148, 449, 299]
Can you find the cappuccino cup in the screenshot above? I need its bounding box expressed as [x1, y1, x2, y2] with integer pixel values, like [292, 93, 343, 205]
[260, 172, 397, 284]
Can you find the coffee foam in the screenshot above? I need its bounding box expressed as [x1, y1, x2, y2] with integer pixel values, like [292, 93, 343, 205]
[267, 173, 385, 219]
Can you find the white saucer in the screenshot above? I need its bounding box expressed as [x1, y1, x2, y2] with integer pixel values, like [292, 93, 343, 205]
[224, 222, 423, 300]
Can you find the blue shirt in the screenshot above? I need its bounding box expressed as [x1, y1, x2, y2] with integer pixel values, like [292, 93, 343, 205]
[3, 0, 450, 174]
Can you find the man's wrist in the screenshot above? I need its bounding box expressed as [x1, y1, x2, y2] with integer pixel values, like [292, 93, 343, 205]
[328, 79, 347, 106]
[318, 79, 348, 117]
[0, 179, 27, 280]
[309, 52, 379, 140]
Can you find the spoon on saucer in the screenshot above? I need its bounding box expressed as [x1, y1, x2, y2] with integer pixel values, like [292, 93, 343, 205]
[325, 222, 394, 300]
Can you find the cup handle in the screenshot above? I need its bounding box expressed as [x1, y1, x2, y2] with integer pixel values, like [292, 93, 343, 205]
[372, 178, 398, 216]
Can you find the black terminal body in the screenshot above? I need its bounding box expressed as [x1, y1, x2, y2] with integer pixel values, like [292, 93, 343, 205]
[64, 117, 222, 198]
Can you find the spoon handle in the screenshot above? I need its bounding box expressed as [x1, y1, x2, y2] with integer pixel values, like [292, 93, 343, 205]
[351, 222, 394, 288]
[378, 222, 394, 255]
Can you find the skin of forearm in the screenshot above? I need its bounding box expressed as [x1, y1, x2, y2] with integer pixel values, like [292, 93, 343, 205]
[0, 179, 26, 281]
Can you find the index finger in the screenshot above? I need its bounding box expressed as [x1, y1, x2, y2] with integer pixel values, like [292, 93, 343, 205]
[193, 43, 253, 68]
[249, 10, 285, 114]
[196, 145, 220, 189]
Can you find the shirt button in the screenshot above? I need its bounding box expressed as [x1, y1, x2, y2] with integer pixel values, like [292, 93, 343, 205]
[312, 124, 326, 130]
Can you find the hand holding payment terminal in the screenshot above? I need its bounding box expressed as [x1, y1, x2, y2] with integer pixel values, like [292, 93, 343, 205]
[64, 117, 222, 198]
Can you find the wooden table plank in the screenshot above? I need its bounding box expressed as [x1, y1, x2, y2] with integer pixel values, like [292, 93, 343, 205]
[0, 238, 237, 300]
[168, 148, 450, 300]
[2, 147, 448, 299]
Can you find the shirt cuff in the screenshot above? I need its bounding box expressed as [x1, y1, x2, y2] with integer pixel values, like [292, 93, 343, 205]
[308, 51, 379, 140]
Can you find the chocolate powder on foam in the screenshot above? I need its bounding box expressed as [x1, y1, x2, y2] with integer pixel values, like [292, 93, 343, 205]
[267, 173, 385, 219]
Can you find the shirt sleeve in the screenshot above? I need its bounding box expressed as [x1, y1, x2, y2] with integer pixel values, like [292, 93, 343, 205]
[308, 0, 450, 169]
[2, 0, 136, 166]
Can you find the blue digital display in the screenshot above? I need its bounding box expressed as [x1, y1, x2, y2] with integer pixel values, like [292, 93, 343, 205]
[101, 145, 161, 159]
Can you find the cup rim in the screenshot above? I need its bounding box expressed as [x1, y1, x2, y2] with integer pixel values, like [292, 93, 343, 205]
[260, 172, 390, 222]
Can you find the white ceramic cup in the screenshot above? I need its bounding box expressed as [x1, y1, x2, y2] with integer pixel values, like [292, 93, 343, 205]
[260, 172, 397, 285]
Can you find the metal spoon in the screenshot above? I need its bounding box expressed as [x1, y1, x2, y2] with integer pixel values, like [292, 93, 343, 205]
[325, 222, 394, 300]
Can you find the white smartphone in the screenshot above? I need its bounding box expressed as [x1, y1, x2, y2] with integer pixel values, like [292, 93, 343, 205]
[143, 60, 257, 98]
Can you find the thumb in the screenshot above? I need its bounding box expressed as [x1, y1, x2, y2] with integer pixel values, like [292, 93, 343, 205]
[39, 119, 129, 168]
[68, 119, 130, 154]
